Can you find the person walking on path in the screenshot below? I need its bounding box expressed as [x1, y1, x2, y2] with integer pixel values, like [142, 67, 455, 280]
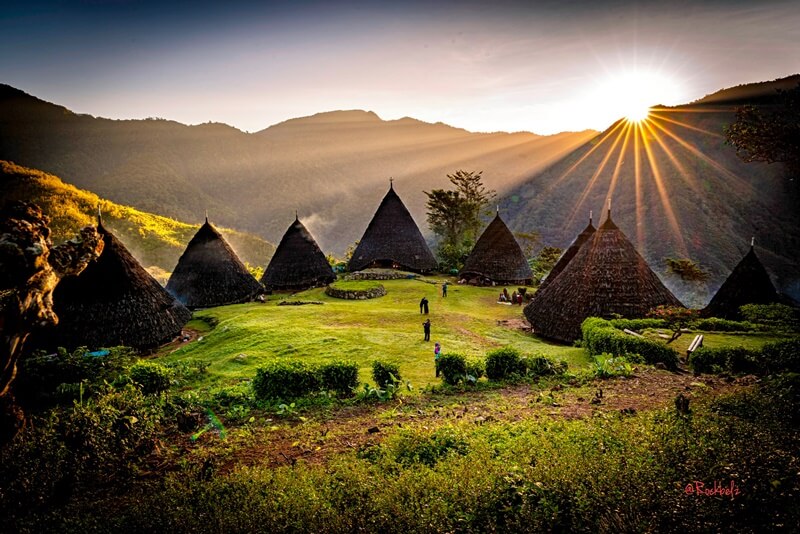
[420, 296, 429, 314]
[442, 281, 448, 297]
[434, 342, 441, 376]
[422, 319, 431, 341]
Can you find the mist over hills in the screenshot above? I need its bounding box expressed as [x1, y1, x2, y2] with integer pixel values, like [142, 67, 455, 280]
[1, 77, 798, 305]
[0, 84, 594, 254]
[502, 76, 800, 305]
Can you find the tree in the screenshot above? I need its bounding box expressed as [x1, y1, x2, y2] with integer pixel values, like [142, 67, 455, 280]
[529, 246, 562, 285]
[424, 170, 495, 269]
[724, 84, 800, 178]
[648, 305, 698, 344]
[665, 258, 709, 282]
[0, 202, 103, 444]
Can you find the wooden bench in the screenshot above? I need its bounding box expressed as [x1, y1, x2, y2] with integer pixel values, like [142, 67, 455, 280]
[686, 334, 704, 358]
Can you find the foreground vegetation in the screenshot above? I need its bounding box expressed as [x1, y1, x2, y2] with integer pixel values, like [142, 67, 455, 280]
[3, 280, 799, 532]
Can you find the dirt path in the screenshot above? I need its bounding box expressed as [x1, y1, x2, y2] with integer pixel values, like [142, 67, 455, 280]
[174, 368, 747, 475]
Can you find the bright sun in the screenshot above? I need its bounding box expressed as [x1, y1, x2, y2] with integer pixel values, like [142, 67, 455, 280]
[590, 70, 682, 126]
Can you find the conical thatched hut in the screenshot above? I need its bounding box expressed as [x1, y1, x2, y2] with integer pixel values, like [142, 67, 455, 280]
[538, 214, 596, 292]
[348, 183, 437, 272]
[166, 218, 264, 308]
[261, 216, 335, 290]
[524, 210, 683, 342]
[47, 222, 192, 350]
[459, 213, 532, 284]
[702, 242, 780, 319]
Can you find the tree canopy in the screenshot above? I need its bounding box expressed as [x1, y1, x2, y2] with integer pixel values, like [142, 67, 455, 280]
[424, 170, 496, 269]
[724, 84, 800, 178]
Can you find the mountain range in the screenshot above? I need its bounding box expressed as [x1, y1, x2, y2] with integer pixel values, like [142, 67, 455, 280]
[0, 83, 594, 255]
[1, 77, 798, 305]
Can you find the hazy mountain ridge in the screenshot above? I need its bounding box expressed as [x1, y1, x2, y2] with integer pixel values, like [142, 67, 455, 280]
[502, 77, 800, 305]
[0, 160, 275, 276]
[0, 84, 595, 253]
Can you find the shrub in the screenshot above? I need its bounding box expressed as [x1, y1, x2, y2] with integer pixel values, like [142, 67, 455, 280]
[18, 346, 138, 407]
[522, 355, 568, 377]
[465, 358, 485, 381]
[690, 317, 762, 332]
[592, 353, 633, 378]
[761, 339, 800, 374]
[581, 317, 679, 369]
[129, 361, 172, 394]
[438, 353, 467, 385]
[390, 426, 469, 467]
[252, 360, 320, 400]
[372, 360, 402, 389]
[689, 346, 761, 375]
[319, 361, 359, 396]
[740, 303, 800, 330]
[485, 347, 525, 380]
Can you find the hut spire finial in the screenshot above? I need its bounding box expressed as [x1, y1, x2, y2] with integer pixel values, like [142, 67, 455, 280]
[751, 236, 755, 249]
[497, 205, 500, 214]
[589, 209, 593, 224]
[389, 177, 393, 190]
[607, 197, 612, 219]
[97, 204, 102, 225]
[205, 209, 208, 224]
[295, 209, 298, 221]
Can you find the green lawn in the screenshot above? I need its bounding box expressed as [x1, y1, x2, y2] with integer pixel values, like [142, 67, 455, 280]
[159, 277, 588, 388]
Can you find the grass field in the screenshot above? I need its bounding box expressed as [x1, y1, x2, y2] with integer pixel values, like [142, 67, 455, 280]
[159, 277, 588, 389]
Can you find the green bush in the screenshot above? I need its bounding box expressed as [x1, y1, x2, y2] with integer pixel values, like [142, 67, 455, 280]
[252, 360, 320, 400]
[438, 353, 467, 385]
[372, 360, 402, 389]
[740, 303, 800, 330]
[465, 358, 485, 381]
[18, 346, 138, 408]
[592, 353, 633, 378]
[689, 346, 760, 375]
[129, 361, 172, 394]
[761, 339, 800, 374]
[319, 361, 359, 396]
[522, 355, 568, 377]
[485, 347, 525, 380]
[581, 317, 679, 369]
[690, 317, 762, 332]
[690, 341, 800, 376]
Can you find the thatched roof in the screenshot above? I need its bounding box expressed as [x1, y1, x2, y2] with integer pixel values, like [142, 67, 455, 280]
[261, 216, 335, 290]
[538, 216, 595, 292]
[702, 244, 780, 319]
[46, 222, 191, 350]
[166, 219, 263, 308]
[524, 210, 683, 342]
[459, 213, 532, 284]
[348, 184, 437, 272]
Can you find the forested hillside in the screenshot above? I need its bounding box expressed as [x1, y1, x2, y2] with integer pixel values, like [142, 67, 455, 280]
[0, 84, 594, 253]
[502, 78, 800, 305]
[0, 161, 274, 277]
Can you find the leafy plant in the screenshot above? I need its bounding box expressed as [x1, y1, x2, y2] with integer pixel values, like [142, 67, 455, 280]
[485, 347, 525, 380]
[739, 303, 800, 331]
[318, 361, 359, 396]
[581, 317, 679, 369]
[592, 353, 633, 378]
[129, 361, 172, 395]
[372, 360, 402, 389]
[438, 353, 468, 385]
[252, 360, 320, 400]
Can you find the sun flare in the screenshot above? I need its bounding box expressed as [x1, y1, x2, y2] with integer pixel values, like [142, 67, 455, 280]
[589, 70, 683, 128]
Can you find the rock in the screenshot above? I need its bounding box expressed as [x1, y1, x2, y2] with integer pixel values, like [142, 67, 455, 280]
[655, 362, 667, 370]
[367, 426, 380, 434]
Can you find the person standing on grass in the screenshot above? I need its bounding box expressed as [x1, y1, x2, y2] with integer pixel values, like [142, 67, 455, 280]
[434, 342, 441, 376]
[423, 318, 431, 342]
[442, 281, 448, 297]
[420, 296, 429, 314]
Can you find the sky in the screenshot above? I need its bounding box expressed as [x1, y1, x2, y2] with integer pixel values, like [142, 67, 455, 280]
[2, 0, 799, 135]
